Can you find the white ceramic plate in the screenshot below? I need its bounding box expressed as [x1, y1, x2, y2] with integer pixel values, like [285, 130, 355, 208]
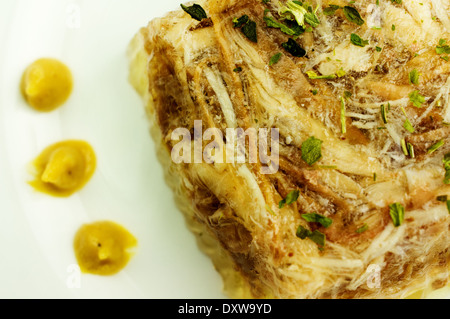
[0, 0, 448, 300]
[0, 0, 224, 299]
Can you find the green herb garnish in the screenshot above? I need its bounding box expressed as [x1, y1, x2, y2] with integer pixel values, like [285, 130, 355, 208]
[296, 225, 326, 247]
[401, 139, 409, 156]
[323, 4, 341, 16]
[232, 14, 258, 43]
[337, 68, 346, 77]
[409, 90, 425, 108]
[269, 53, 282, 66]
[343, 91, 352, 99]
[305, 70, 336, 79]
[282, 38, 306, 57]
[401, 107, 415, 133]
[340, 96, 347, 134]
[409, 69, 420, 85]
[264, 16, 304, 36]
[407, 142, 415, 158]
[444, 153, 450, 184]
[279, 190, 300, 208]
[233, 67, 242, 72]
[233, 15, 249, 28]
[356, 223, 369, 234]
[427, 140, 445, 154]
[181, 3, 208, 21]
[241, 20, 258, 43]
[301, 213, 333, 228]
[301, 136, 323, 165]
[343, 6, 365, 26]
[380, 104, 388, 124]
[392, 24, 396, 31]
[404, 119, 414, 133]
[279, 1, 321, 28]
[376, 46, 382, 52]
[389, 203, 405, 227]
[436, 39, 450, 55]
[350, 33, 369, 47]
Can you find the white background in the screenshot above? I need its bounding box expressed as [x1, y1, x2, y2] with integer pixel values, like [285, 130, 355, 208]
[0, 0, 224, 299]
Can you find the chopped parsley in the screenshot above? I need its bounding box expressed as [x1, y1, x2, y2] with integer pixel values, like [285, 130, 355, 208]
[279, 1, 321, 28]
[409, 69, 420, 85]
[263, 16, 304, 36]
[323, 4, 341, 16]
[241, 20, 258, 43]
[279, 190, 300, 208]
[390, 0, 402, 4]
[356, 223, 369, 234]
[305, 70, 336, 79]
[407, 142, 415, 158]
[401, 139, 409, 156]
[342, 6, 365, 26]
[282, 38, 307, 57]
[391, 24, 396, 31]
[404, 119, 415, 133]
[269, 52, 282, 66]
[427, 140, 445, 154]
[301, 136, 323, 166]
[444, 153, 450, 184]
[409, 90, 425, 108]
[376, 46, 382, 52]
[337, 68, 347, 77]
[401, 140, 415, 158]
[436, 39, 450, 55]
[233, 67, 242, 72]
[380, 104, 388, 124]
[296, 225, 326, 247]
[389, 203, 405, 227]
[233, 15, 249, 28]
[350, 33, 369, 47]
[180, 3, 208, 21]
[343, 91, 352, 99]
[311, 89, 318, 95]
[401, 107, 414, 133]
[301, 213, 333, 228]
[232, 14, 257, 43]
[340, 96, 347, 134]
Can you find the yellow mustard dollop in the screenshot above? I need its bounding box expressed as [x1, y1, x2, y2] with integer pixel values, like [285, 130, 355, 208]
[29, 140, 96, 197]
[21, 58, 73, 112]
[73, 221, 137, 276]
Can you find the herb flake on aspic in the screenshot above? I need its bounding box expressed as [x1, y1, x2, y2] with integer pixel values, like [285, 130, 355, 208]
[180, 3, 208, 21]
[301, 136, 323, 165]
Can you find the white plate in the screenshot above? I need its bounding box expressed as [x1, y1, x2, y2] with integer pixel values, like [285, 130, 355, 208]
[0, 0, 448, 300]
[0, 0, 224, 299]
